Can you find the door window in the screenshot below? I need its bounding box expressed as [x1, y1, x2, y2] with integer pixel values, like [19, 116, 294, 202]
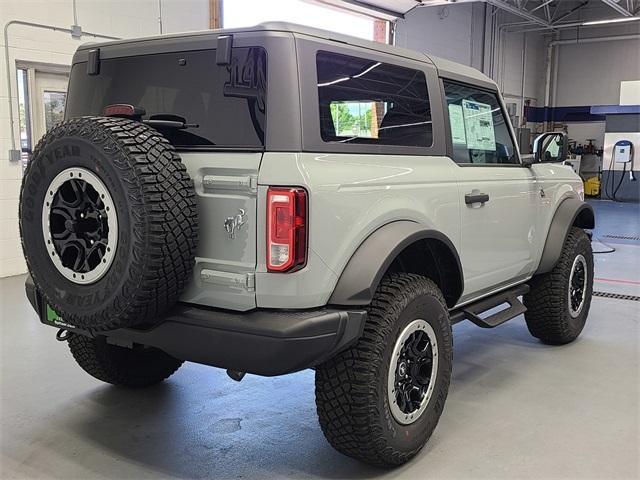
[444, 81, 518, 165]
[316, 51, 432, 147]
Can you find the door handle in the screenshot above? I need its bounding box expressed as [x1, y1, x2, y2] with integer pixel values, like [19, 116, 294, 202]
[465, 192, 490, 205]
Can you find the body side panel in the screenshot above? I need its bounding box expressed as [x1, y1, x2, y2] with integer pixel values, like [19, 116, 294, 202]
[531, 162, 587, 270]
[256, 152, 461, 309]
[531, 162, 593, 273]
[454, 164, 540, 303]
[328, 221, 463, 306]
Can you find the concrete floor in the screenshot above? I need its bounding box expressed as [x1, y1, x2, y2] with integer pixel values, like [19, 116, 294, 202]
[1, 199, 639, 479]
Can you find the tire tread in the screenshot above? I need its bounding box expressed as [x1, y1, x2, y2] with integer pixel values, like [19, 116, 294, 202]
[524, 227, 593, 344]
[315, 273, 452, 466]
[20, 117, 198, 331]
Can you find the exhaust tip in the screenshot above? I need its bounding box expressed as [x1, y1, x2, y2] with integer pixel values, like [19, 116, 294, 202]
[226, 369, 246, 382]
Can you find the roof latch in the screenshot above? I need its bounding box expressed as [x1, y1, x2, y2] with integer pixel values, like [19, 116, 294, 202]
[87, 48, 100, 75]
[216, 35, 233, 66]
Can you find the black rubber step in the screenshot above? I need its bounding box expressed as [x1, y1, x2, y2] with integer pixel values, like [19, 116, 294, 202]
[454, 284, 530, 328]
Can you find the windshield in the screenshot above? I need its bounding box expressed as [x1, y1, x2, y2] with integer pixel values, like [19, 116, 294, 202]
[65, 47, 267, 149]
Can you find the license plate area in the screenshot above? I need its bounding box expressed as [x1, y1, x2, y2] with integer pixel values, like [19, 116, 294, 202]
[41, 302, 76, 329]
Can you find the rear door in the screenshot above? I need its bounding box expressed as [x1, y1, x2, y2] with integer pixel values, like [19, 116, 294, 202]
[65, 44, 268, 310]
[443, 80, 540, 303]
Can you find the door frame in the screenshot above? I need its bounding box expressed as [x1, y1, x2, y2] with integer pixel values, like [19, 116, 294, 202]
[438, 77, 540, 302]
[15, 61, 70, 154]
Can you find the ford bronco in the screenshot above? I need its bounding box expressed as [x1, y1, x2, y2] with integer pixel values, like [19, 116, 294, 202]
[20, 23, 594, 467]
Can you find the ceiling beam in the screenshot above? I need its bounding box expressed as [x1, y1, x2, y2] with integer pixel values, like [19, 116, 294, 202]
[552, 1, 589, 24]
[529, 0, 554, 14]
[600, 0, 634, 16]
[544, 2, 552, 21]
[483, 0, 551, 27]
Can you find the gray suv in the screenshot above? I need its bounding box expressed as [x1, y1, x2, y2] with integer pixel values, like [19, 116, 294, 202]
[20, 23, 594, 467]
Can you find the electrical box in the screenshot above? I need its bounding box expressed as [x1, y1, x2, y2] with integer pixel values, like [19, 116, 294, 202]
[614, 141, 632, 163]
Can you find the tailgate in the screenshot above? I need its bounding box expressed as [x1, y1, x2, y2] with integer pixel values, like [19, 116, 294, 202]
[179, 152, 261, 311]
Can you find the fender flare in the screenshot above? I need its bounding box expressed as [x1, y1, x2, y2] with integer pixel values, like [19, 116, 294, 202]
[329, 221, 463, 306]
[536, 197, 595, 274]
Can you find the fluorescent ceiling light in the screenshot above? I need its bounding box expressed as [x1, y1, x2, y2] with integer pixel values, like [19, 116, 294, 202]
[582, 16, 640, 25]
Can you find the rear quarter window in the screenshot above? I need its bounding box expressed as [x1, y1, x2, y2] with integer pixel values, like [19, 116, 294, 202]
[316, 50, 432, 148]
[65, 47, 267, 150]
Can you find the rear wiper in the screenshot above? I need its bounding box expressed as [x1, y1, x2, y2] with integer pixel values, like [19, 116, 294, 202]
[144, 113, 199, 130]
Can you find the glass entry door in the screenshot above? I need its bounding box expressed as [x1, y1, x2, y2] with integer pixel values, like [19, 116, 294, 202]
[33, 71, 69, 143]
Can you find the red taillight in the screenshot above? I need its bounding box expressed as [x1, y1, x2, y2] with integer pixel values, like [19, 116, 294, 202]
[267, 187, 307, 272]
[103, 104, 145, 119]
[103, 104, 136, 116]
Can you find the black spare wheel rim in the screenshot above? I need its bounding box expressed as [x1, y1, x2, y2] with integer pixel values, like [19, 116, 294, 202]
[43, 168, 117, 284]
[19, 116, 198, 332]
[388, 319, 438, 425]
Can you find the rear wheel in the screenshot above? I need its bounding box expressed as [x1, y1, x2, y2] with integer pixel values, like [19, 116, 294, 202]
[315, 273, 452, 467]
[68, 334, 183, 387]
[524, 227, 593, 344]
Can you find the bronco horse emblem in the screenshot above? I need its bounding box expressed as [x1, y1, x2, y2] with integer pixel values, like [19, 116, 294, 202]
[224, 208, 247, 239]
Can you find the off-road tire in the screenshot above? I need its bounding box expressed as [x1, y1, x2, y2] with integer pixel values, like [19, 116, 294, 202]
[315, 273, 453, 467]
[524, 227, 593, 344]
[68, 334, 183, 387]
[19, 116, 198, 332]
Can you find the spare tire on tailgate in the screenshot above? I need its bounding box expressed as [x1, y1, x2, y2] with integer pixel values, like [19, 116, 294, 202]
[19, 116, 198, 332]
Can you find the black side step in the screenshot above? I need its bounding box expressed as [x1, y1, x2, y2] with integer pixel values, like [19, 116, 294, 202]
[450, 284, 530, 328]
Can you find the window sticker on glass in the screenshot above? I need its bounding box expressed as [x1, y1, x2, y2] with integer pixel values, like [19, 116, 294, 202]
[448, 104, 466, 145]
[462, 99, 496, 151]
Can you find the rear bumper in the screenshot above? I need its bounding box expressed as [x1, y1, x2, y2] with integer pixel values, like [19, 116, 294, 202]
[25, 276, 366, 376]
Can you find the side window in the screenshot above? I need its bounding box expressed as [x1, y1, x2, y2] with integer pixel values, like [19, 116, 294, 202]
[316, 51, 432, 147]
[443, 81, 518, 165]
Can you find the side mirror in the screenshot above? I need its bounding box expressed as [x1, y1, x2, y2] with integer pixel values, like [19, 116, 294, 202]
[532, 132, 569, 163]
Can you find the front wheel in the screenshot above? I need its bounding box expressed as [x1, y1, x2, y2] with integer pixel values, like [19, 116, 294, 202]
[524, 227, 594, 345]
[315, 273, 453, 467]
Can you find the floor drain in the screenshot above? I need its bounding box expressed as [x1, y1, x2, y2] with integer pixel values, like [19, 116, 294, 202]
[593, 291, 640, 302]
[603, 234, 640, 241]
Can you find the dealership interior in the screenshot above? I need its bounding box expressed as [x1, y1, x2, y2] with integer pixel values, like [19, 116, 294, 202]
[1, 0, 639, 478]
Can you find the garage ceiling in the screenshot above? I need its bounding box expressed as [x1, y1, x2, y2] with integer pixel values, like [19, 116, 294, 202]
[317, 0, 640, 23]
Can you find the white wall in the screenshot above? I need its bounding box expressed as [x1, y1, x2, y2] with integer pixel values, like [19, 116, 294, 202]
[394, 3, 547, 127]
[394, 3, 479, 67]
[0, 0, 209, 277]
[498, 30, 547, 125]
[395, 3, 640, 147]
[551, 27, 640, 147]
[554, 37, 640, 106]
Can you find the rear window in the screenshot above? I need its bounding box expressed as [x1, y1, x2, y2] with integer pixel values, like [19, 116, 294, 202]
[65, 47, 267, 149]
[316, 51, 432, 148]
